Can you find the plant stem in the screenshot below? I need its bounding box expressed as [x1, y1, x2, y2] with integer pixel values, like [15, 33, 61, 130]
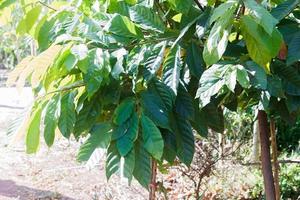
[270, 118, 281, 200]
[258, 110, 276, 200]
[149, 159, 157, 200]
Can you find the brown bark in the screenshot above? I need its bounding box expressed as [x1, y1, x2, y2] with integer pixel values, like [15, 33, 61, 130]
[270, 118, 280, 200]
[149, 159, 157, 200]
[258, 110, 276, 200]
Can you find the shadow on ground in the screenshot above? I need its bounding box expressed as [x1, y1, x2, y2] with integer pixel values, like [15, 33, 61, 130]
[0, 179, 75, 200]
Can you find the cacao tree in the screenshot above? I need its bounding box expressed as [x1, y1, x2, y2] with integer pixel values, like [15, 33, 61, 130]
[2, 0, 300, 198]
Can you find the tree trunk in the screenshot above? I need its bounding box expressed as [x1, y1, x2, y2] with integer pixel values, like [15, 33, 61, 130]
[149, 159, 157, 200]
[270, 118, 280, 200]
[251, 120, 260, 162]
[258, 110, 276, 200]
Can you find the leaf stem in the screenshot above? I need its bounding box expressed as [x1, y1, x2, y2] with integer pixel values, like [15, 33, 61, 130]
[38, 1, 57, 11]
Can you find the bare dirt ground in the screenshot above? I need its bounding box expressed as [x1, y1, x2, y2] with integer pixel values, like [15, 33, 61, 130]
[0, 87, 147, 200]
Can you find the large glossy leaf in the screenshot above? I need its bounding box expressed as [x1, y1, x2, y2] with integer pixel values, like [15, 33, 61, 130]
[203, 2, 236, 66]
[73, 95, 102, 138]
[287, 31, 300, 65]
[78, 49, 111, 98]
[129, 5, 165, 32]
[149, 78, 175, 111]
[240, 15, 283, 69]
[16, 6, 41, 35]
[141, 113, 164, 160]
[106, 143, 121, 180]
[116, 112, 139, 156]
[133, 139, 151, 188]
[143, 41, 167, 81]
[43, 94, 61, 147]
[245, 61, 267, 90]
[26, 102, 46, 154]
[162, 45, 182, 94]
[186, 42, 205, 78]
[140, 89, 170, 129]
[123, 149, 135, 182]
[175, 83, 195, 120]
[77, 123, 112, 162]
[113, 98, 135, 125]
[105, 14, 143, 38]
[171, 114, 195, 166]
[271, 0, 300, 21]
[58, 91, 76, 139]
[196, 63, 227, 108]
[244, 0, 279, 35]
[272, 60, 300, 87]
[167, 0, 193, 14]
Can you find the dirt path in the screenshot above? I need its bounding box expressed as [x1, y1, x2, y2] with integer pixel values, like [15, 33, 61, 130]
[0, 87, 147, 200]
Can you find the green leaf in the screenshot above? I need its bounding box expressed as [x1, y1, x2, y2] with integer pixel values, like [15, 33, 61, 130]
[133, 139, 151, 188]
[108, 0, 130, 16]
[162, 130, 177, 163]
[77, 123, 112, 162]
[58, 91, 76, 139]
[141, 113, 164, 160]
[141, 89, 170, 129]
[244, 0, 279, 35]
[105, 14, 143, 38]
[0, 0, 16, 9]
[143, 41, 167, 81]
[240, 15, 283, 69]
[191, 101, 208, 137]
[129, 5, 165, 32]
[73, 95, 102, 138]
[202, 102, 224, 133]
[196, 63, 227, 108]
[171, 114, 195, 166]
[267, 76, 285, 98]
[113, 98, 135, 125]
[149, 78, 175, 111]
[236, 65, 250, 88]
[175, 83, 195, 120]
[196, 8, 211, 39]
[43, 94, 61, 147]
[209, 1, 237, 24]
[26, 102, 45, 154]
[287, 31, 300, 65]
[79, 49, 111, 98]
[271, 0, 299, 21]
[16, 6, 42, 35]
[245, 61, 267, 90]
[186, 42, 205, 78]
[123, 149, 135, 182]
[203, 3, 236, 66]
[167, 0, 193, 14]
[162, 45, 182, 95]
[106, 142, 121, 180]
[116, 112, 139, 156]
[272, 60, 300, 87]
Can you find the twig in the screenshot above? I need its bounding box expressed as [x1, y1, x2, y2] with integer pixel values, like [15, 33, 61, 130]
[193, 0, 204, 11]
[241, 160, 300, 166]
[0, 104, 25, 109]
[38, 1, 57, 11]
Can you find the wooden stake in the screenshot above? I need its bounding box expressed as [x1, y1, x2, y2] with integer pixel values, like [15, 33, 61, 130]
[270, 118, 281, 200]
[258, 110, 276, 200]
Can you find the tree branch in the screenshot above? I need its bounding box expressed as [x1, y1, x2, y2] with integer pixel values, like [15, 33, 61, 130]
[38, 1, 57, 11]
[193, 0, 204, 11]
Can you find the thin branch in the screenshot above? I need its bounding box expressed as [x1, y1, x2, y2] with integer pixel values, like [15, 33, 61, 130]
[193, 0, 204, 11]
[38, 1, 57, 11]
[241, 160, 300, 166]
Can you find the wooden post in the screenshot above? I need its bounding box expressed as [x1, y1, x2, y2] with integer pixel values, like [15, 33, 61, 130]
[270, 118, 280, 200]
[258, 110, 276, 200]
